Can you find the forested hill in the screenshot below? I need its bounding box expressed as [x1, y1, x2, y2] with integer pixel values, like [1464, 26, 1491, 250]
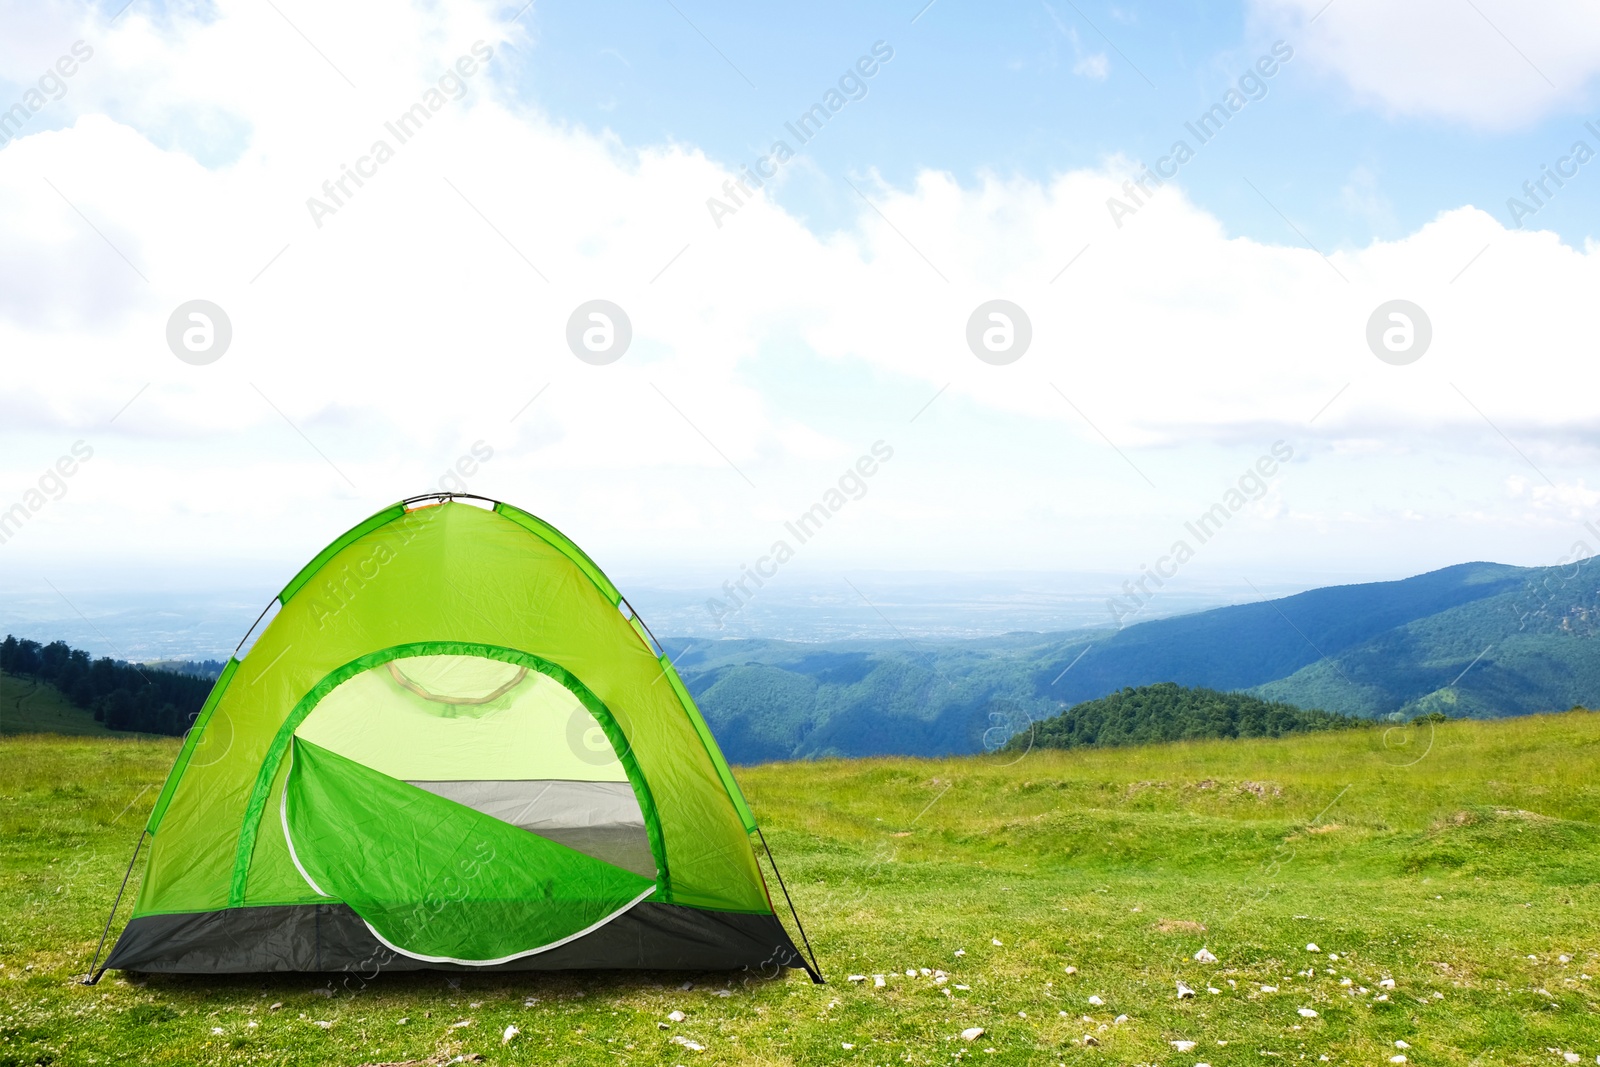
[1007, 682, 1369, 752]
[1, 636, 209, 736]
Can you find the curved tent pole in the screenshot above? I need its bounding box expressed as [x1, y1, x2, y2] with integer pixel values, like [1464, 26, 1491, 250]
[80, 829, 148, 985]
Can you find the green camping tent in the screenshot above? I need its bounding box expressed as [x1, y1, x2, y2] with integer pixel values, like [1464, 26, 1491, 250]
[91, 495, 817, 980]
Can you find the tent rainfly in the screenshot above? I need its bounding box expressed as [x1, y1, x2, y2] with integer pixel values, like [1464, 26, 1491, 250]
[86, 495, 818, 981]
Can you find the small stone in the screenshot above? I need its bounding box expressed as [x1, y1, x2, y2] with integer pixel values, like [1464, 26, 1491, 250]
[269, 1003, 282, 1011]
[1087, 994, 1104, 1006]
[1563, 1055, 1580, 1065]
[1298, 1008, 1317, 1018]
[668, 1010, 686, 1022]
[920, 968, 932, 977]
[847, 975, 866, 983]
[657, 1023, 668, 1030]
[1379, 978, 1395, 989]
[1063, 965, 1077, 975]
[1083, 1034, 1099, 1046]
[1328, 953, 1339, 961]
[1559, 954, 1572, 963]
[1172, 1040, 1197, 1052]
[449, 1020, 471, 1029]
[960, 1027, 985, 1041]
[906, 969, 917, 977]
[1018, 1011, 1027, 1018]
[1390, 1057, 1407, 1065]
[211, 1027, 224, 1035]
[1260, 985, 1278, 993]
[1339, 978, 1352, 987]
[954, 949, 966, 957]
[955, 984, 971, 990]
[1114, 1014, 1128, 1024]
[842, 1042, 855, 1050]
[501, 1024, 519, 1045]
[1195, 948, 1218, 963]
[1394, 1040, 1410, 1049]
[398, 1018, 409, 1025]
[992, 939, 1003, 947]
[314, 1020, 331, 1029]
[1207, 987, 1221, 995]
[1306, 944, 1320, 952]
[1176, 981, 1196, 999]
[873, 976, 886, 988]
[670, 1035, 706, 1051]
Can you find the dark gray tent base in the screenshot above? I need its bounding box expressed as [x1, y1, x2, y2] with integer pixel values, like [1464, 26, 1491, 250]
[103, 902, 807, 978]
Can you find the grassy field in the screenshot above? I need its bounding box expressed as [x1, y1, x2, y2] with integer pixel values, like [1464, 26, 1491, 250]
[2, 713, 1598, 1065]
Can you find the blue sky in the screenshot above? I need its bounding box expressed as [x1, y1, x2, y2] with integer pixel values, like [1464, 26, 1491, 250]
[513, 0, 1600, 248]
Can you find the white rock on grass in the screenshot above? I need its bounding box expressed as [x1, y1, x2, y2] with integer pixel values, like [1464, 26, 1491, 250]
[1298, 1008, 1318, 1018]
[960, 1027, 985, 1042]
[1088, 995, 1105, 1006]
[873, 976, 886, 989]
[1207, 987, 1222, 995]
[992, 939, 1003, 947]
[842, 1042, 855, 1050]
[1563, 1055, 1580, 1065]
[1176, 982, 1196, 999]
[847, 975, 866, 983]
[1082, 1034, 1100, 1046]
[1195, 948, 1218, 963]
[1171, 1040, 1197, 1052]
[1306, 944, 1321, 952]
[1379, 978, 1396, 989]
[671, 1035, 706, 1052]
[1114, 1015, 1129, 1024]
[1063, 965, 1077, 975]
[1260, 985, 1278, 993]
[667, 1010, 686, 1023]
[955, 949, 966, 957]
[1394, 1040, 1410, 1049]
[501, 1025, 519, 1045]
[1389, 1057, 1407, 1065]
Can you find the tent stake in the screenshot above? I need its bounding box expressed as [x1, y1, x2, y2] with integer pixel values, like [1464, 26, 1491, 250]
[80, 829, 147, 985]
[757, 827, 823, 984]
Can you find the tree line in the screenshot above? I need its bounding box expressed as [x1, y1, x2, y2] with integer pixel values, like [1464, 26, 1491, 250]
[1008, 681, 1371, 752]
[2, 635, 211, 736]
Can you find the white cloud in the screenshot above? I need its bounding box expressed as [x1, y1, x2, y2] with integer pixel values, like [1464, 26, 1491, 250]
[1252, 0, 1600, 128]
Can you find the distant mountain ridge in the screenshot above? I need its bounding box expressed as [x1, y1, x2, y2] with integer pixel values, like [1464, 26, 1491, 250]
[670, 557, 1597, 762]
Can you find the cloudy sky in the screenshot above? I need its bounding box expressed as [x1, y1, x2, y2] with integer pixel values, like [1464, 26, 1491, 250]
[2, 0, 1599, 646]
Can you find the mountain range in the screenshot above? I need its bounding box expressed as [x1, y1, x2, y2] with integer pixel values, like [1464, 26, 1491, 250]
[671, 558, 1598, 762]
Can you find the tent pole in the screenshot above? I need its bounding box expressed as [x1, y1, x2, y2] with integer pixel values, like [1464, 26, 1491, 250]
[80, 829, 148, 985]
[756, 827, 824, 984]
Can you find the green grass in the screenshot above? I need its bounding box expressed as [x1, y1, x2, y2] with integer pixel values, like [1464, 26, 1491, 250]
[2, 714, 1598, 1065]
[0, 672, 111, 737]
